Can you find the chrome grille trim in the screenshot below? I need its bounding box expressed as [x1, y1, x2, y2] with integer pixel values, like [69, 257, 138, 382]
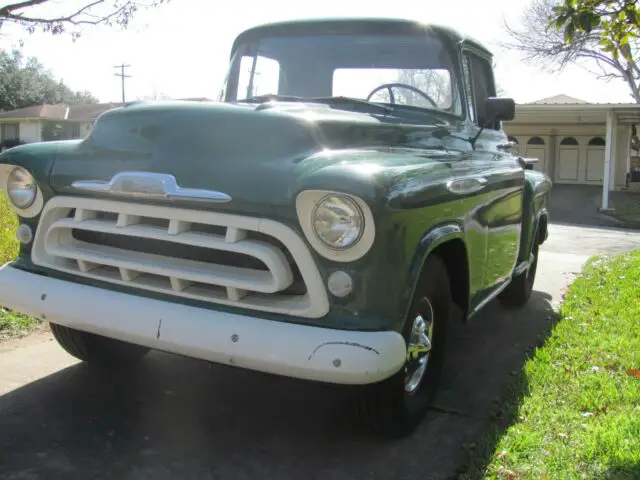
[32, 196, 329, 318]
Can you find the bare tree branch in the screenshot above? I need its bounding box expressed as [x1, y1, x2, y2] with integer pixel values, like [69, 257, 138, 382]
[0, 0, 168, 37]
[501, 0, 639, 103]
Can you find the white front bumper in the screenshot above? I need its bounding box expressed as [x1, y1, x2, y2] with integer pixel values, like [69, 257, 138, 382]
[0, 264, 406, 385]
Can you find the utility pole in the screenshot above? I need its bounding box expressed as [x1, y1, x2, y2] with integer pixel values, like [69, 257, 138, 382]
[113, 64, 132, 103]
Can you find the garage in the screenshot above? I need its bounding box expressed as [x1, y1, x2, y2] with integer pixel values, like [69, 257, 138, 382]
[504, 94, 640, 210]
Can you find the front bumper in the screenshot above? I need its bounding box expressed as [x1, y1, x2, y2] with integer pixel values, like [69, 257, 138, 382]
[0, 264, 406, 385]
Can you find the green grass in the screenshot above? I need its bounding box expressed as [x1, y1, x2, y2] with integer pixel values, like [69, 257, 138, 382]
[608, 192, 640, 227]
[0, 191, 18, 265]
[0, 192, 40, 338]
[0, 308, 41, 339]
[463, 250, 640, 480]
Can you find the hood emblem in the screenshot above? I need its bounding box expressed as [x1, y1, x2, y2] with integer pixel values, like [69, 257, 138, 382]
[72, 171, 232, 203]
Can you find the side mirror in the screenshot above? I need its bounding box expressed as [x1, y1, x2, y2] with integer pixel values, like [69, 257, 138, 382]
[485, 97, 515, 122]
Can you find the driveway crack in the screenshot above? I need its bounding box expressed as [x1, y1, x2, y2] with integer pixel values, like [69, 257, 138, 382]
[429, 404, 485, 420]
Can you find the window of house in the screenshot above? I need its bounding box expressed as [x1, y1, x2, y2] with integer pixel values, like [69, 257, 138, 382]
[527, 137, 545, 145]
[560, 137, 579, 146]
[1, 123, 19, 141]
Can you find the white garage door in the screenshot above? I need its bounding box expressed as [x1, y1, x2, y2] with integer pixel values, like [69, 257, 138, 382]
[526, 146, 546, 174]
[555, 137, 580, 184]
[585, 137, 606, 184]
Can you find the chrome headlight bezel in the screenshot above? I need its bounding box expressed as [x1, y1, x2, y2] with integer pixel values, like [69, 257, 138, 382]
[0, 164, 44, 218]
[296, 190, 375, 263]
[7, 166, 37, 209]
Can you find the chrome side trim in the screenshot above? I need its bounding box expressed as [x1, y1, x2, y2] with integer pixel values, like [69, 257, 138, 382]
[513, 252, 535, 276]
[445, 177, 488, 195]
[468, 278, 512, 320]
[72, 171, 232, 203]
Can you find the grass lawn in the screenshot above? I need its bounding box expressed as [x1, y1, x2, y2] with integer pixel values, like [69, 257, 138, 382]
[0, 192, 41, 338]
[0, 191, 18, 265]
[464, 250, 640, 479]
[608, 191, 640, 227]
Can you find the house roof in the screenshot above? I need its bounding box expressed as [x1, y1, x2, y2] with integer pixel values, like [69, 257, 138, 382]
[0, 103, 122, 121]
[528, 94, 590, 105]
[0, 99, 215, 122]
[0, 104, 68, 120]
[66, 103, 122, 121]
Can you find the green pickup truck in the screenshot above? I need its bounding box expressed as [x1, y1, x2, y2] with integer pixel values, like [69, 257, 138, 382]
[0, 18, 551, 438]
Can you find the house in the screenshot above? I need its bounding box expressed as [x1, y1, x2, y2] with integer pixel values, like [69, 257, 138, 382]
[504, 94, 640, 210]
[0, 103, 123, 145]
[0, 99, 215, 146]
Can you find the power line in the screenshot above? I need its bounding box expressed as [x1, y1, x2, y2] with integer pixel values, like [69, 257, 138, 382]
[114, 64, 132, 103]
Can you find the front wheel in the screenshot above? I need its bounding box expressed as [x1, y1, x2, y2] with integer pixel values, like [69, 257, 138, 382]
[353, 255, 451, 438]
[50, 323, 150, 367]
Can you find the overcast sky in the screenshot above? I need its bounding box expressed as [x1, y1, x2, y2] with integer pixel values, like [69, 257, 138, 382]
[0, 0, 633, 104]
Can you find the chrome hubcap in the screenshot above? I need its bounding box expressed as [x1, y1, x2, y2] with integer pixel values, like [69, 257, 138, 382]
[404, 300, 435, 393]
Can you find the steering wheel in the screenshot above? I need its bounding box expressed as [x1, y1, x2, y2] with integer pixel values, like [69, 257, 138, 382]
[365, 83, 438, 108]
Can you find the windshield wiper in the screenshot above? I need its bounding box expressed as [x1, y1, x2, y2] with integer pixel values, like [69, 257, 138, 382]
[306, 96, 393, 114]
[238, 94, 306, 103]
[238, 94, 394, 114]
[237, 95, 454, 124]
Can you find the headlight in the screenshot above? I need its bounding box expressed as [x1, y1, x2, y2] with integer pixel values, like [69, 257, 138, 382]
[6, 167, 37, 209]
[312, 194, 364, 249]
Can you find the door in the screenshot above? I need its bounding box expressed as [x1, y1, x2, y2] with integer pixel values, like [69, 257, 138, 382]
[507, 135, 521, 156]
[555, 136, 581, 183]
[525, 137, 546, 174]
[463, 51, 523, 293]
[585, 137, 605, 184]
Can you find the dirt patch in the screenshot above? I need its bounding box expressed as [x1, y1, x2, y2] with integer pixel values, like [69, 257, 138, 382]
[0, 325, 53, 353]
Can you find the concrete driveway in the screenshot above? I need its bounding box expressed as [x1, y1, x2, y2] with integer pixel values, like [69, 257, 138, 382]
[549, 184, 640, 229]
[1, 223, 639, 480]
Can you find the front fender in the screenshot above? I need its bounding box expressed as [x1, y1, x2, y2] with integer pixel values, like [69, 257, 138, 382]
[518, 171, 551, 261]
[397, 222, 466, 327]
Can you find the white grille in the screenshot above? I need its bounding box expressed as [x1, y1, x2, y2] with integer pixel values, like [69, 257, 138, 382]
[32, 196, 329, 318]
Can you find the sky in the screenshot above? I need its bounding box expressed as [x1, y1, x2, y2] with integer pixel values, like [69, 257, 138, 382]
[0, 0, 633, 105]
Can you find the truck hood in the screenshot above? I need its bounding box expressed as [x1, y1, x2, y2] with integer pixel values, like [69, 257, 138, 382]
[47, 100, 464, 207]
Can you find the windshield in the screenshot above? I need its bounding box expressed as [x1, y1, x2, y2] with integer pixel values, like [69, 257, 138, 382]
[220, 33, 463, 116]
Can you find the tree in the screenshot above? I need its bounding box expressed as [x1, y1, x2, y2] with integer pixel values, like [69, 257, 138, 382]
[389, 67, 507, 108]
[549, 0, 639, 61]
[0, 49, 98, 111]
[503, 0, 640, 103]
[0, 0, 168, 38]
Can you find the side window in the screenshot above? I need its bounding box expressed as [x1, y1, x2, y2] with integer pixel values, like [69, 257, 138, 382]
[461, 55, 476, 123]
[464, 53, 498, 129]
[236, 55, 280, 99]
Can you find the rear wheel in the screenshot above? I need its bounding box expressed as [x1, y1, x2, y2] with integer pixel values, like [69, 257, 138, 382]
[499, 238, 539, 307]
[353, 255, 451, 438]
[50, 323, 150, 367]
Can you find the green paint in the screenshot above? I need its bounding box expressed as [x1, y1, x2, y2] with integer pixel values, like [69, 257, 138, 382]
[0, 18, 552, 334]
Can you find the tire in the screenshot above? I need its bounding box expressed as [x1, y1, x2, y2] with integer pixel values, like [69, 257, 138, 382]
[353, 255, 451, 439]
[498, 238, 539, 307]
[50, 323, 150, 367]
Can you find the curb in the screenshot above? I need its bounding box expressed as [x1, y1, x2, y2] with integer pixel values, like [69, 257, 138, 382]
[598, 212, 640, 230]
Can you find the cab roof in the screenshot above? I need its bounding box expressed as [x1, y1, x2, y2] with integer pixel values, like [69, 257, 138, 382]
[231, 17, 493, 58]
